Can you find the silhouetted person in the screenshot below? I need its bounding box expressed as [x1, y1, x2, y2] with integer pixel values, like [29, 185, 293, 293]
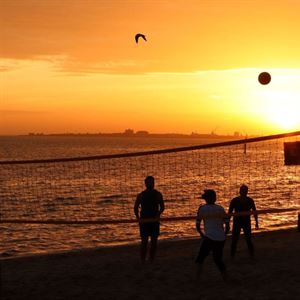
[134, 176, 164, 263]
[195, 189, 229, 280]
[228, 184, 259, 258]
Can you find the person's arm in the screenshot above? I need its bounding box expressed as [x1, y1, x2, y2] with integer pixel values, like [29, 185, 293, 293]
[223, 208, 230, 234]
[196, 207, 205, 238]
[251, 198, 259, 229]
[227, 199, 234, 232]
[158, 193, 165, 217]
[228, 199, 234, 216]
[134, 194, 141, 220]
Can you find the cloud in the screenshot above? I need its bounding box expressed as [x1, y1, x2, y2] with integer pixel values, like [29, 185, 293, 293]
[0, 66, 11, 72]
[0, 59, 21, 72]
[0, 110, 50, 116]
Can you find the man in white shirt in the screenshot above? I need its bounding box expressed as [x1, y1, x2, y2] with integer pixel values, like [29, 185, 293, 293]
[195, 189, 229, 279]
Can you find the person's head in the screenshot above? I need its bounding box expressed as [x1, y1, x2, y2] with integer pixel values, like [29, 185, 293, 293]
[201, 189, 216, 204]
[239, 184, 248, 197]
[144, 176, 155, 189]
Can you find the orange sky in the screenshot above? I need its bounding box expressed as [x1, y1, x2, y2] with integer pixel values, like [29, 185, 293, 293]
[1, 0, 300, 135]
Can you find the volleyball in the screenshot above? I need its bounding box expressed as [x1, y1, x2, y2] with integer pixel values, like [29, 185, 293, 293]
[258, 72, 271, 85]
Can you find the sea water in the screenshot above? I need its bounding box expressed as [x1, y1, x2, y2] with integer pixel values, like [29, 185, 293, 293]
[0, 135, 299, 257]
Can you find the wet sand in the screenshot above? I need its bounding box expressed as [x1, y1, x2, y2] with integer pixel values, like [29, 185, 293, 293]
[1, 229, 300, 300]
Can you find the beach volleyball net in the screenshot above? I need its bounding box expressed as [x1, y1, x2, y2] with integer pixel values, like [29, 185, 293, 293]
[0, 131, 299, 226]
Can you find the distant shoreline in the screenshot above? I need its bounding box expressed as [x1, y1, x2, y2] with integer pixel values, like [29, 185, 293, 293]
[1, 133, 249, 139]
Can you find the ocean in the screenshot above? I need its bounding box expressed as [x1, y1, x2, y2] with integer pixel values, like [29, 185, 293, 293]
[1, 135, 299, 258]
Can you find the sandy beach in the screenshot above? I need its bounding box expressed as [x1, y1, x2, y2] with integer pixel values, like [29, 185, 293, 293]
[1, 228, 300, 300]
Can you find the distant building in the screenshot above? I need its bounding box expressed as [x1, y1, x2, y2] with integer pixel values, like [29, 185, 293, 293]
[136, 130, 149, 136]
[190, 132, 200, 137]
[28, 132, 44, 136]
[123, 129, 134, 136]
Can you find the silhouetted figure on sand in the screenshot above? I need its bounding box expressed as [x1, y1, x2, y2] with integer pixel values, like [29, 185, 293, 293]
[134, 176, 164, 263]
[228, 184, 259, 258]
[195, 189, 229, 280]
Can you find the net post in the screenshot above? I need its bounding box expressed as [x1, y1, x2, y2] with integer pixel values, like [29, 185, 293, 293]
[243, 135, 247, 154]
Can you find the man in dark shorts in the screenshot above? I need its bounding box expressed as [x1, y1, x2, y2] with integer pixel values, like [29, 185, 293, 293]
[228, 184, 259, 258]
[134, 176, 165, 263]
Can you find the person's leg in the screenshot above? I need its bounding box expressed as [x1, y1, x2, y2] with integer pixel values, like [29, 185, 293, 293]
[149, 235, 158, 262]
[212, 240, 227, 280]
[231, 221, 241, 258]
[195, 237, 212, 278]
[242, 221, 254, 257]
[140, 236, 149, 263]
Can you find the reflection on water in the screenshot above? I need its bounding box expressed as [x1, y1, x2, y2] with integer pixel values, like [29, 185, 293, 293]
[0, 136, 299, 257]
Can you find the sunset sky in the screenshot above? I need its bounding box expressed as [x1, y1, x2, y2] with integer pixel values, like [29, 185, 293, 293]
[1, 0, 300, 135]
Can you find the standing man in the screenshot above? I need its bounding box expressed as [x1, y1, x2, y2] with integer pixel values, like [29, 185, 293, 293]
[134, 176, 165, 263]
[196, 189, 229, 280]
[228, 184, 259, 258]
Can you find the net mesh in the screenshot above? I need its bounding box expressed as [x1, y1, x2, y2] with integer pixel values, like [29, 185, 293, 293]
[1, 131, 299, 227]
